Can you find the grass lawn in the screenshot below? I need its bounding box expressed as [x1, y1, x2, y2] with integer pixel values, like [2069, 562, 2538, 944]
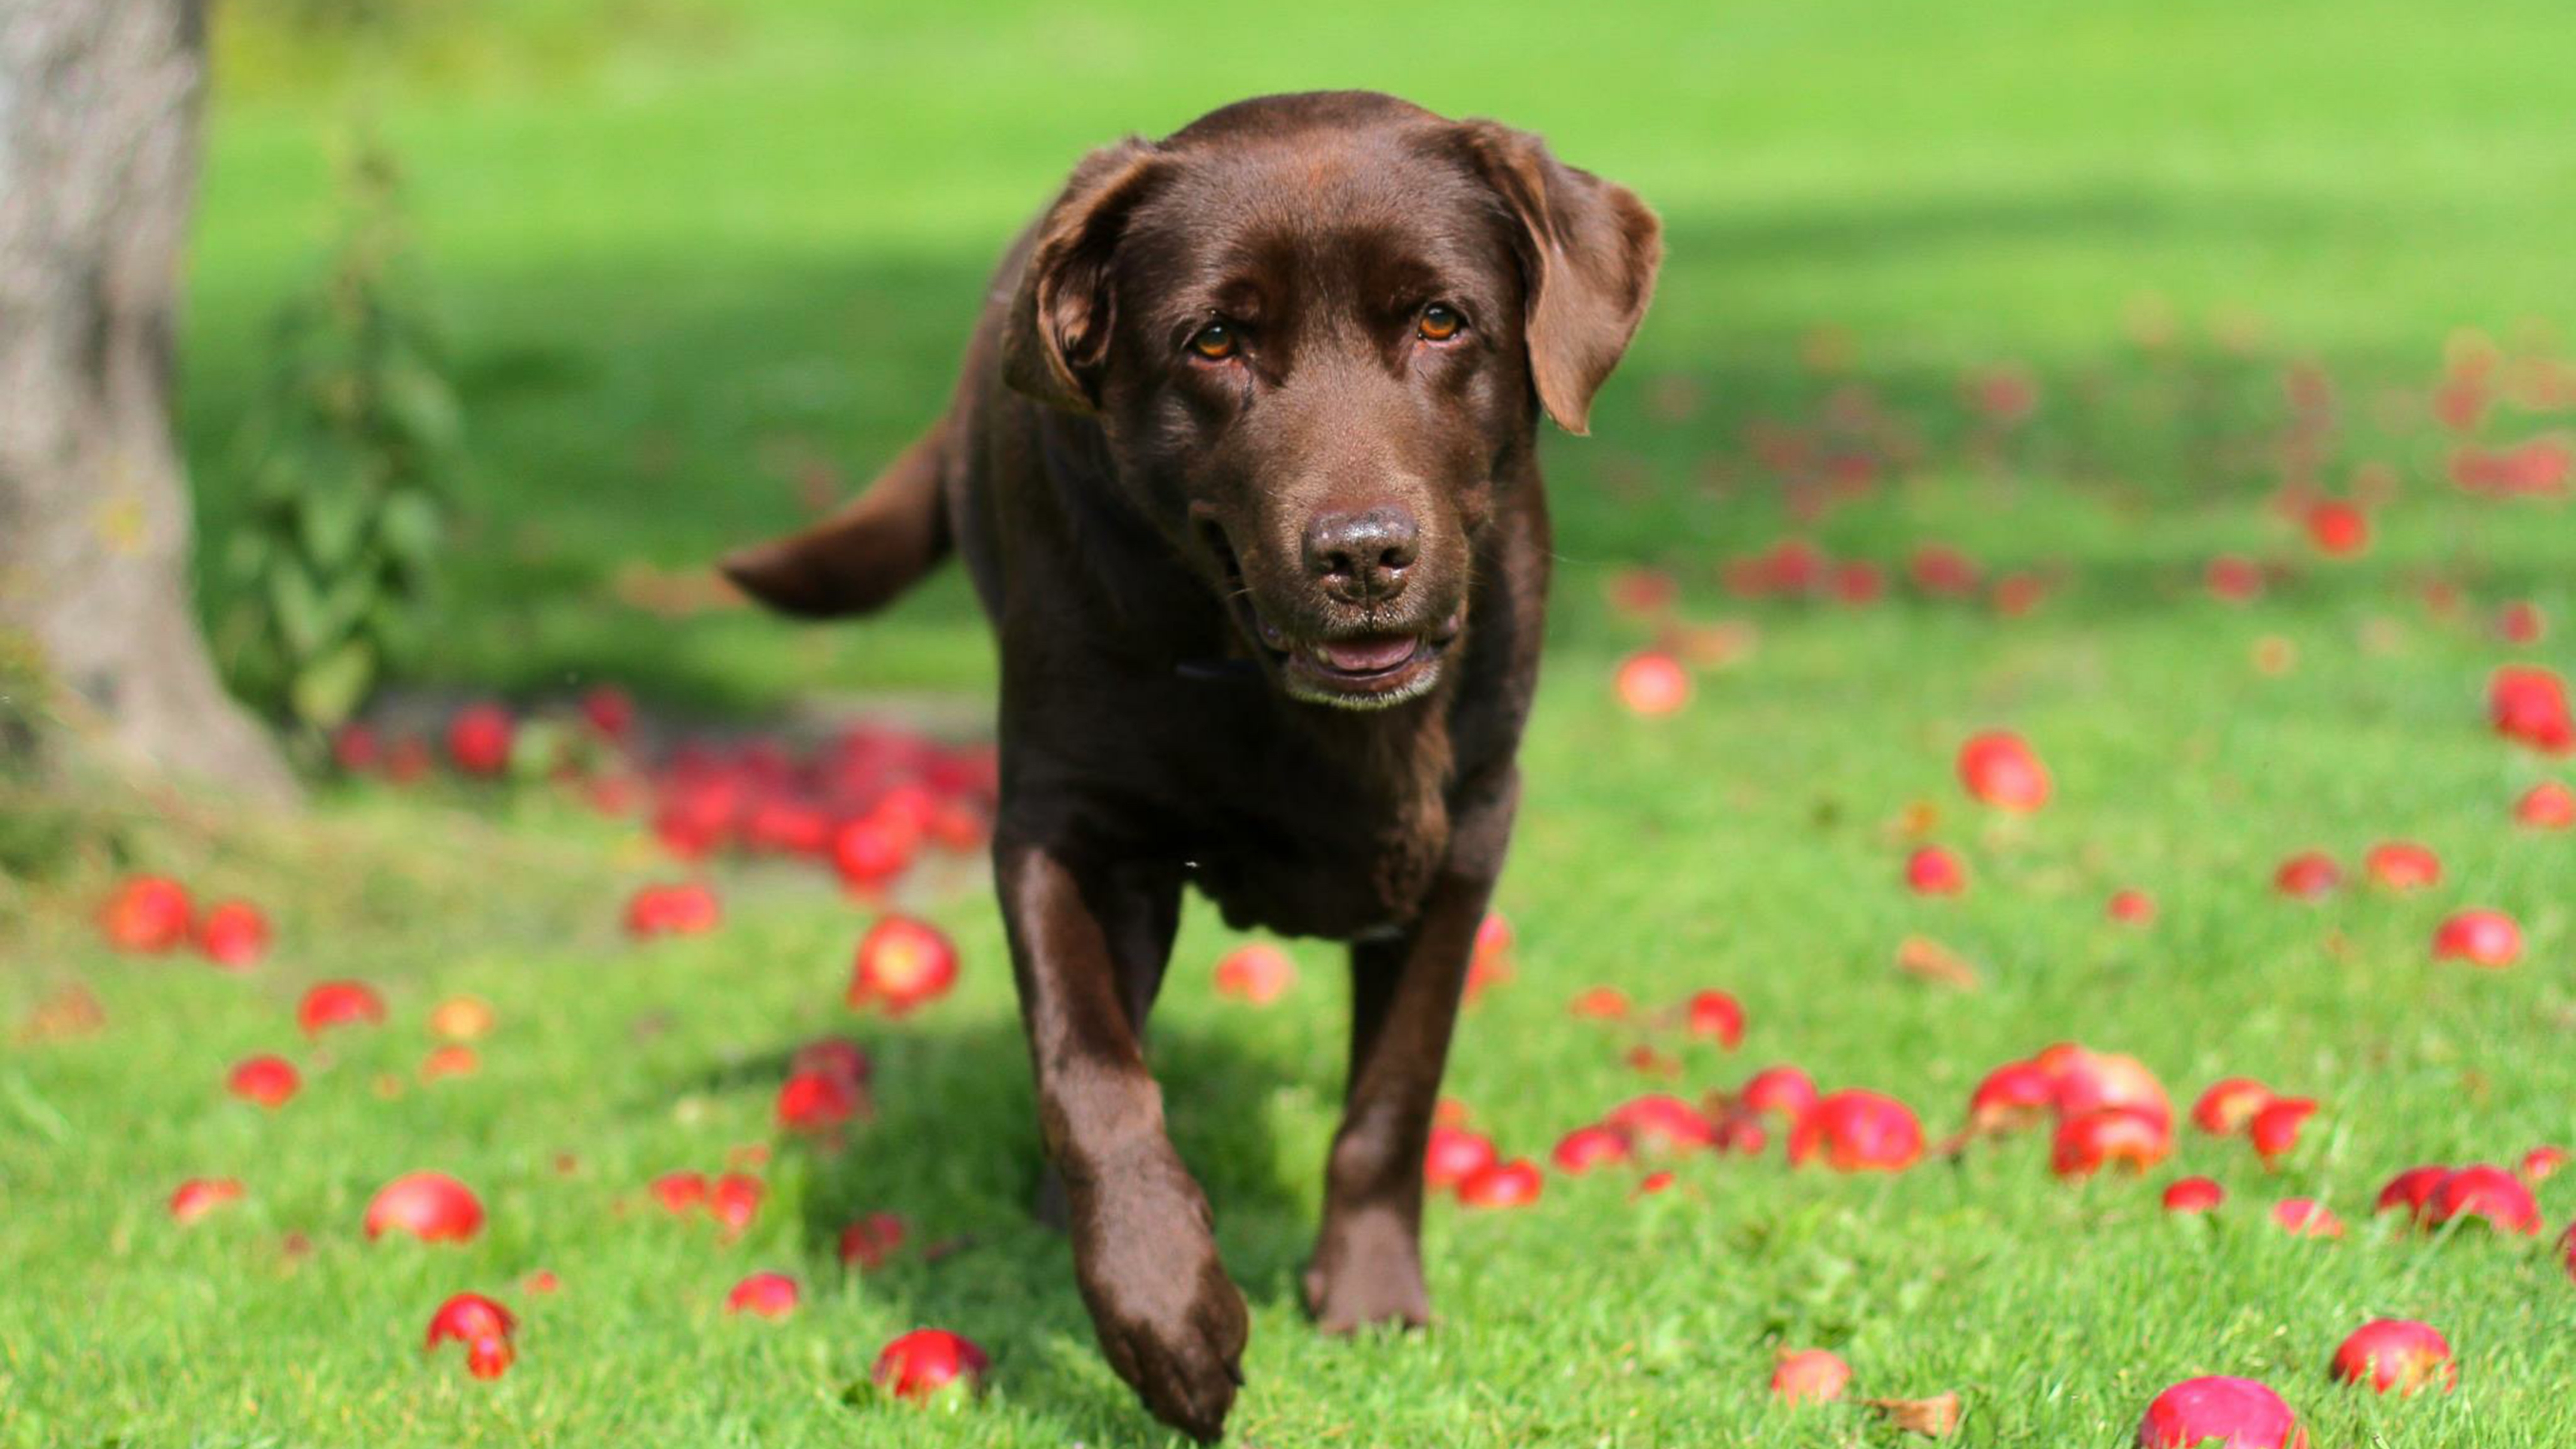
[7, 0, 2576, 1444]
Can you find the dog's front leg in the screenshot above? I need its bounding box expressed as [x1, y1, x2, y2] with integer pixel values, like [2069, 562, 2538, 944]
[993, 829, 1246, 1442]
[1304, 767, 1518, 1333]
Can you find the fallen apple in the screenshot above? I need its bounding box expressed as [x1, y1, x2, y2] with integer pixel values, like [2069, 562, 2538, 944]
[2272, 851, 2342, 900]
[1683, 989, 1746, 1047]
[1213, 944, 1296, 1004]
[446, 703, 516, 777]
[420, 1044, 478, 1082]
[650, 1171, 708, 1215]
[776, 1068, 860, 1134]
[2421, 1163, 2542, 1234]
[1552, 1124, 1632, 1175]
[100, 875, 192, 953]
[1789, 1090, 1923, 1172]
[830, 810, 917, 893]
[424, 1291, 517, 1379]
[2052, 1107, 2172, 1178]
[1906, 844, 1969, 895]
[1958, 731, 2051, 812]
[2136, 1376, 2308, 1449]
[2520, 1145, 2568, 1182]
[193, 900, 272, 969]
[1424, 1125, 1498, 1191]
[2048, 1048, 2173, 1130]
[2431, 909, 2522, 967]
[1605, 1094, 1719, 1154]
[2162, 1176, 2225, 1213]
[2328, 1318, 2456, 1395]
[2489, 665, 2573, 753]
[838, 1211, 908, 1271]
[2247, 1097, 2319, 1169]
[1967, 1059, 2057, 1133]
[872, 1327, 990, 1402]
[2362, 841, 2441, 892]
[2107, 887, 2157, 924]
[2304, 500, 2370, 557]
[1456, 1157, 1545, 1208]
[169, 1177, 244, 1225]
[2515, 780, 2576, 829]
[2190, 1078, 2275, 1136]
[625, 882, 722, 939]
[2373, 1165, 2448, 1222]
[848, 915, 959, 1015]
[1614, 650, 1690, 716]
[710, 1172, 763, 1237]
[726, 1271, 799, 1318]
[2271, 1197, 2344, 1238]
[298, 980, 386, 1037]
[428, 996, 495, 1041]
[365, 1172, 484, 1243]
[1568, 985, 1633, 1020]
[227, 1055, 300, 1109]
[1740, 1065, 1819, 1121]
[1771, 1348, 1851, 1405]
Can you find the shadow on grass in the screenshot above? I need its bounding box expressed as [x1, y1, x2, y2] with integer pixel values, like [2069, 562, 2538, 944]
[696, 1011, 1334, 1445]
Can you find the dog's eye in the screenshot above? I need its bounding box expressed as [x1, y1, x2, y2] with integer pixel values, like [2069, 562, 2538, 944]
[1188, 322, 1239, 361]
[1417, 304, 1465, 342]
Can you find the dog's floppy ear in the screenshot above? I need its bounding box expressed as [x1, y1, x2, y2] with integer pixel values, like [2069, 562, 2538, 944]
[1002, 139, 1162, 413]
[1458, 122, 1662, 436]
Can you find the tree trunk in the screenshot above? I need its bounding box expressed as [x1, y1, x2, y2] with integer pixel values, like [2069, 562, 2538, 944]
[0, 0, 297, 806]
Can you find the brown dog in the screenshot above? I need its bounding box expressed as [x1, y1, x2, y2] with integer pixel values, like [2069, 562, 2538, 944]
[723, 90, 1658, 1441]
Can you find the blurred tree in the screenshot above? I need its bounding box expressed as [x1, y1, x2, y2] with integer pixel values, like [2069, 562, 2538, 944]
[0, 0, 298, 805]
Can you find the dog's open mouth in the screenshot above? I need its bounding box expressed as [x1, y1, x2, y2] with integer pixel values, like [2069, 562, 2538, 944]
[1203, 523, 1459, 710]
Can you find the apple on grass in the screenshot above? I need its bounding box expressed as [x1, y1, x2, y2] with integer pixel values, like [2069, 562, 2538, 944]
[1771, 1348, 1850, 1405]
[1789, 1090, 1923, 1172]
[848, 915, 960, 1015]
[726, 1272, 799, 1318]
[1456, 1158, 1544, 1208]
[365, 1173, 484, 1243]
[2329, 1319, 2456, 1395]
[226, 1055, 300, 1109]
[100, 876, 191, 953]
[193, 900, 272, 969]
[1958, 731, 2050, 812]
[1213, 944, 1296, 1004]
[2162, 1177, 2224, 1213]
[872, 1328, 990, 1402]
[424, 1293, 516, 1379]
[838, 1212, 908, 1271]
[2136, 1376, 2307, 1449]
[169, 1177, 244, 1225]
[1424, 1125, 1497, 1191]
[298, 981, 386, 1036]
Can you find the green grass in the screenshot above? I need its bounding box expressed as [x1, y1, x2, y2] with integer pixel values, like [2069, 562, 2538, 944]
[8, 0, 2576, 1443]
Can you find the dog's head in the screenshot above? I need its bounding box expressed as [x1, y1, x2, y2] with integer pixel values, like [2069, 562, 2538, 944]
[1007, 92, 1661, 709]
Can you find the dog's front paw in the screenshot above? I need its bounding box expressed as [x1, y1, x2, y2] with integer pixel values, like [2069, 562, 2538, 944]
[1303, 1204, 1430, 1334]
[1070, 1161, 1249, 1441]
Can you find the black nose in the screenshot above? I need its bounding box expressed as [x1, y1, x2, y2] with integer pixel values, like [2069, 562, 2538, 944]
[1302, 507, 1420, 603]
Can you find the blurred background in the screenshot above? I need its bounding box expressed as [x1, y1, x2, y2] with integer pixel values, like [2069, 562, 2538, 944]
[177, 0, 2576, 721]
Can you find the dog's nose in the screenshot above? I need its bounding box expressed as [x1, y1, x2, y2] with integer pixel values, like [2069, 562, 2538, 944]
[1303, 507, 1419, 602]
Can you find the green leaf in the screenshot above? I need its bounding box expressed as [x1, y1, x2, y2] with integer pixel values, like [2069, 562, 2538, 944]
[288, 638, 376, 729]
[295, 482, 371, 571]
[376, 490, 444, 569]
[266, 562, 326, 656]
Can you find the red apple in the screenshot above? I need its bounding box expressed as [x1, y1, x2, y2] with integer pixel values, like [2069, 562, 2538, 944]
[650, 1170, 708, 1215]
[1683, 989, 1745, 1047]
[420, 1045, 478, 1082]
[193, 900, 272, 969]
[424, 1292, 516, 1379]
[1424, 1125, 1497, 1191]
[725, 1271, 799, 1318]
[2272, 851, 2342, 900]
[1905, 845, 1968, 895]
[2272, 1197, 2344, 1238]
[791, 1036, 872, 1088]
[776, 1069, 860, 1135]
[1771, 1348, 1851, 1405]
[2048, 1048, 2173, 1130]
[2520, 1145, 2568, 1182]
[2516, 780, 2576, 829]
[2163, 1176, 2225, 1213]
[2248, 1098, 2319, 1169]
[2432, 909, 2522, 967]
[2490, 665, 2574, 753]
[446, 704, 516, 776]
[364, 1172, 483, 1243]
[2191, 1078, 2276, 1136]
[168, 1177, 244, 1225]
[298, 980, 386, 1036]
[2422, 1164, 2542, 1234]
[226, 1055, 300, 1109]
[100, 875, 191, 953]
[1968, 1059, 2057, 1133]
[1614, 651, 1690, 716]
[2052, 1108, 2172, 1178]
[2304, 500, 2370, 557]
[1606, 1094, 1719, 1155]
[2136, 1376, 2307, 1449]
[1789, 1090, 1923, 1172]
[872, 1328, 990, 1402]
[1568, 985, 1632, 1020]
[1740, 1066, 1819, 1121]
[1456, 1157, 1544, 1209]
[2108, 888, 2157, 924]
[848, 915, 959, 1015]
[2329, 1319, 2456, 1395]
[2362, 841, 2441, 892]
[580, 685, 635, 741]
[1958, 731, 2051, 812]
[1213, 944, 1296, 1004]
[524, 1269, 560, 1294]
[838, 1212, 908, 1271]
[625, 882, 721, 939]
[1551, 1124, 1632, 1175]
[830, 810, 918, 892]
[2374, 1165, 2448, 1222]
[709, 1173, 763, 1237]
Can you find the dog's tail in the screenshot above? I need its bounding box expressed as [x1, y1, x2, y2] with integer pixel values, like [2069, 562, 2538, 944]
[719, 416, 954, 619]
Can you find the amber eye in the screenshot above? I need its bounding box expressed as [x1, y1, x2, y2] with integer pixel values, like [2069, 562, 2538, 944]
[1417, 304, 1465, 341]
[1188, 322, 1239, 360]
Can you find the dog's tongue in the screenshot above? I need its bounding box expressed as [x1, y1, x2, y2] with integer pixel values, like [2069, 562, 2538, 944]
[1316, 635, 1417, 674]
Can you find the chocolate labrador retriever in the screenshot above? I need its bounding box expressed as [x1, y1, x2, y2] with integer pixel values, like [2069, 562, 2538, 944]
[723, 90, 1658, 1440]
